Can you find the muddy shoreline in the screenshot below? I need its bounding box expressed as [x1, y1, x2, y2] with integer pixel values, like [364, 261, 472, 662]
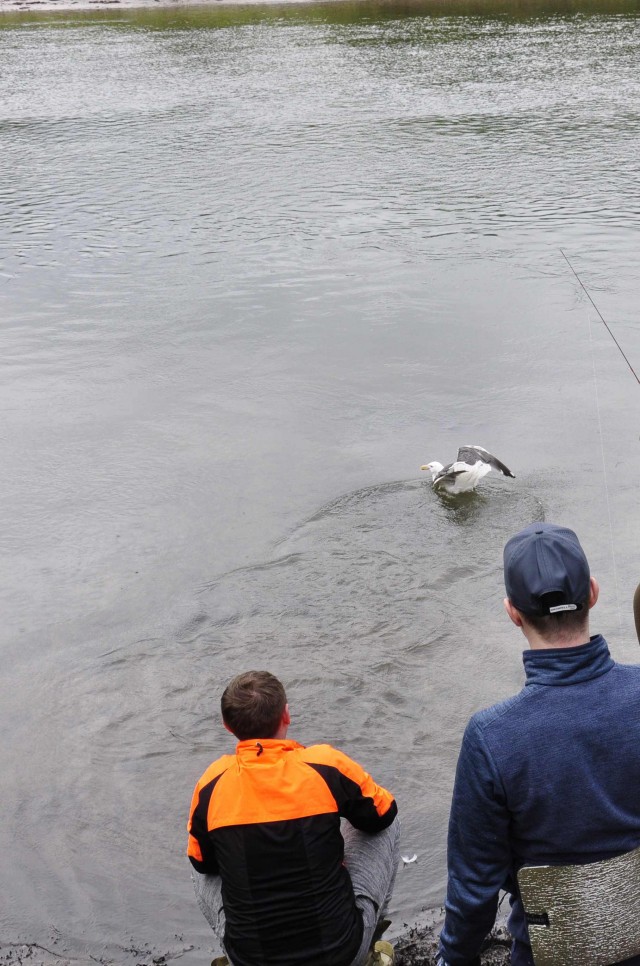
[0, 925, 511, 966]
[395, 923, 511, 966]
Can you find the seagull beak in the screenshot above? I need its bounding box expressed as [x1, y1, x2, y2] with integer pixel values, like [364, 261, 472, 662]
[420, 465, 429, 471]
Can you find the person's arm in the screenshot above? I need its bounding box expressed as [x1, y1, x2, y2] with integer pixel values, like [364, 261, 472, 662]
[304, 746, 397, 832]
[187, 778, 220, 875]
[438, 717, 511, 966]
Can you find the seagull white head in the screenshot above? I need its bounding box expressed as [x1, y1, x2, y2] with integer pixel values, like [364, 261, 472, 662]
[421, 461, 444, 481]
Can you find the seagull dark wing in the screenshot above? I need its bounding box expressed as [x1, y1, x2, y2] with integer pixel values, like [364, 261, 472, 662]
[432, 463, 467, 488]
[456, 445, 515, 478]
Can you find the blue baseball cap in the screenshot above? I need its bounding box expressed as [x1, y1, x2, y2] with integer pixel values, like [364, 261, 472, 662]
[503, 523, 591, 616]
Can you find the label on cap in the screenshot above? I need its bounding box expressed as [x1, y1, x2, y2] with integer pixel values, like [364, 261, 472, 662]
[548, 604, 578, 613]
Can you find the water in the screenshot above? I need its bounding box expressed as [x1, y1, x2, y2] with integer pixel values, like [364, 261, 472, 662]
[1, 1, 639, 960]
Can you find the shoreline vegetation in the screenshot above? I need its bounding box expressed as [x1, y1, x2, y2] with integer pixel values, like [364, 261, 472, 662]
[1, 0, 639, 16]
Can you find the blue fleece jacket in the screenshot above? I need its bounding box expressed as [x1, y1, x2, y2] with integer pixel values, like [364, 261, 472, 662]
[439, 635, 640, 966]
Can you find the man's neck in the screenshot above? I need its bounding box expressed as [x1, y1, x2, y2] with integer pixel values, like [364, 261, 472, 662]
[525, 630, 591, 650]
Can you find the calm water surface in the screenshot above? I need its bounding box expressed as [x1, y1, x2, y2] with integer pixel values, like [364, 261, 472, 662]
[1, 1, 639, 960]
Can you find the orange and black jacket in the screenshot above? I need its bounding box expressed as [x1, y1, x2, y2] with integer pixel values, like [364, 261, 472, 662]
[187, 738, 397, 966]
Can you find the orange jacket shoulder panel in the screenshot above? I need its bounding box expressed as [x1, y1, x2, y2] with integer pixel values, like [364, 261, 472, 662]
[207, 746, 339, 829]
[301, 744, 395, 818]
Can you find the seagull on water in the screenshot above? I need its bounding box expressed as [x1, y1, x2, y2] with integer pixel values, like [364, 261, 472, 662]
[421, 445, 515, 495]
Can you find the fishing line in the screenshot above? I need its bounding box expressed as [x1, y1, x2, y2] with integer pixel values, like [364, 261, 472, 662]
[560, 249, 625, 639]
[561, 249, 640, 386]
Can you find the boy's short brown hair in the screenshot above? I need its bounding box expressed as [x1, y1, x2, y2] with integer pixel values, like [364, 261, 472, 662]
[221, 670, 287, 740]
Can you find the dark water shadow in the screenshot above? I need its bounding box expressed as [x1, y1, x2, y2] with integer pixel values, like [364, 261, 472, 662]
[435, 486, 544, 528]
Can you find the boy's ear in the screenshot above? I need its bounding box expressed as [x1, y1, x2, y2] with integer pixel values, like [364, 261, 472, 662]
[504, 597, 524, 627]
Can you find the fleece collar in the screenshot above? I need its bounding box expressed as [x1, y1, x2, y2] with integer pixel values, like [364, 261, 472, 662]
[523, 634, 613, 687]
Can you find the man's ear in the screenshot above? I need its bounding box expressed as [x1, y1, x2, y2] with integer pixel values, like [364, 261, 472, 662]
[504, 597, 524, 627]
[282, 703, 291, 728]
[588, 577, 599, 610]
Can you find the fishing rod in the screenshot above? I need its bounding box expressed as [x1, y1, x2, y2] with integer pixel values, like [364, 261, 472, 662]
[561, 248, 636, 643]
[560, 248, 640, 386]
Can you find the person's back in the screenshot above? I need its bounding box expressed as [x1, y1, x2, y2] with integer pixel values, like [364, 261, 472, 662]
[439, 524, 640, 966]
[188, 671, 399, 966]
[454, 638, 640, 954]
[489, 654, 640, 860]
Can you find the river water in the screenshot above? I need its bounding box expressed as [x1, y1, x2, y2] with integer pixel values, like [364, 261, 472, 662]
[1, 0, 639, 961]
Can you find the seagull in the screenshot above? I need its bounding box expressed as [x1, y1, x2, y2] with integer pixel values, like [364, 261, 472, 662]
[421, 445, 515, 495]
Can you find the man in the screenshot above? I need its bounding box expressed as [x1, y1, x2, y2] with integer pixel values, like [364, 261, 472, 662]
[438, 523, 640, 966]
[187, 670, 400, 966]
